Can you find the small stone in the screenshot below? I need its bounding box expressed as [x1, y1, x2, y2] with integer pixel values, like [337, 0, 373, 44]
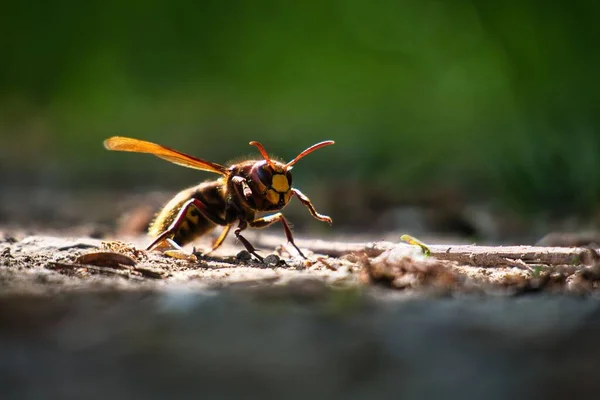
[264, 254, 281, 268]
[236, 250, 252, 262]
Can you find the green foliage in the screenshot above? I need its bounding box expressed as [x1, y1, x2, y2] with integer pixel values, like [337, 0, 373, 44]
[1, 1, 599, 218]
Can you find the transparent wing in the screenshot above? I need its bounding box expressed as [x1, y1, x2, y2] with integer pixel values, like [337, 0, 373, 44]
[104, 136, 228, 175]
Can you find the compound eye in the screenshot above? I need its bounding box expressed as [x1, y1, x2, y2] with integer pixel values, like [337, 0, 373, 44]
[285, 171, 292, 187]
[257, 165, 273, 186]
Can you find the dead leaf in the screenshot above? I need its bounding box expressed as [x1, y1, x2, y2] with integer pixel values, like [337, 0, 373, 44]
[75, 252, 136, 268]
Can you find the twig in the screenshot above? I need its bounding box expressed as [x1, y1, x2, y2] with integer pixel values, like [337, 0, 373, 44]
[424, 245, 594, 267]
[251, 235, 597, 267]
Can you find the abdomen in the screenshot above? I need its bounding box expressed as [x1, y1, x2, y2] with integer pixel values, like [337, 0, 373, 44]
[148, 181, 227, 246]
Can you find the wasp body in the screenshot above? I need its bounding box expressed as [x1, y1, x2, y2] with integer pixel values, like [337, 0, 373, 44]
[104, 136, 334, 261]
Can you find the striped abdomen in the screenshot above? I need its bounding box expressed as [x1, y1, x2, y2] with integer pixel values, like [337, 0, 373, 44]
[148, 180, 228, 246]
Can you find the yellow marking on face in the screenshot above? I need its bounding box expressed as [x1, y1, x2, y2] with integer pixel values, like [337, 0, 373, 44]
[266, 189, 279, 204]
[272, 174, 289, 193]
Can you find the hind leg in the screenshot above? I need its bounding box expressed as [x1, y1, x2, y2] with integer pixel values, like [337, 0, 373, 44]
[150, 237, 197, 261]
[147, 198, 227, 260]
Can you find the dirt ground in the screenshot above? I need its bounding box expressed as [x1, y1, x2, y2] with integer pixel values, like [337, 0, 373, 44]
[2, 225, 600, 296]
[3, 196, 600, 399]
[3, 229, 600, 400]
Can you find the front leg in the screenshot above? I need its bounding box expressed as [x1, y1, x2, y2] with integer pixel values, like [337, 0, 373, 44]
[291, 188, 332, 224]
[249, 213, 307, 259]
[232, 176, 253, 200]
[234, 220, 264, 262]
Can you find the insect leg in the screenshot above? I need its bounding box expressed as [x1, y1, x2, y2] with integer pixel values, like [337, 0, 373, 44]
[147, 198, 227, 251]
[291, 188, 332, 224]
[232, 176, 253, 199]
[249, 213, 306, 259]
[152, 238, 198, 261]
[152, 238, 185, 252]
[234, 220, 264, 262]
[207, 224, 232, 253]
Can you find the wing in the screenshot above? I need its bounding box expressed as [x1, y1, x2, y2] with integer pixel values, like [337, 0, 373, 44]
[104, 136, 229, 175]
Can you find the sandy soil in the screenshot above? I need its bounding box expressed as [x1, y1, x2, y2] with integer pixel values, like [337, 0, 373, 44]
[3, 228, 600, 399]
[2, 228, 599, 296]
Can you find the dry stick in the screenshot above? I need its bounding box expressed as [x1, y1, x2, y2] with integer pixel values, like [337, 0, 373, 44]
[252, 235, 596, 267]
[426, 245, 594, 268]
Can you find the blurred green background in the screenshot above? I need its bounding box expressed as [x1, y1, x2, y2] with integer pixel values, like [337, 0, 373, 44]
[1, 1, 599, 237]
